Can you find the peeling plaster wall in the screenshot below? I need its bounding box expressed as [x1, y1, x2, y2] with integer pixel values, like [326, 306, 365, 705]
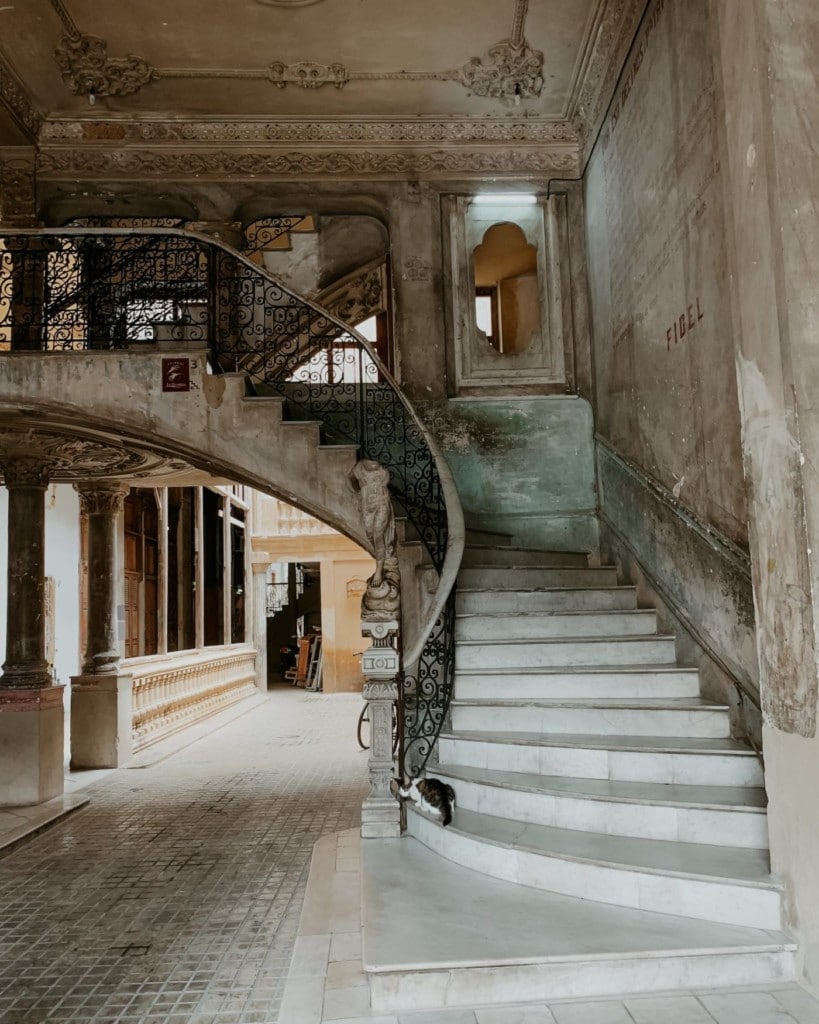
[584, 0, 756, 706]
[420, 396, 598, 554]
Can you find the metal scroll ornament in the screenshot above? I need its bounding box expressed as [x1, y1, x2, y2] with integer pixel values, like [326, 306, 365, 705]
[0, 227, 455, 780]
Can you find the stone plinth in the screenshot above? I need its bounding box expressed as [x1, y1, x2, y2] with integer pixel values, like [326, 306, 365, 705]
[0, 686, 64, 805]
[70, 674, 133, 769]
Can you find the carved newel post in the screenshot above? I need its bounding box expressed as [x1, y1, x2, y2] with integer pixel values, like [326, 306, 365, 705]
[70, 482, 133, 769]
[352, 459, 402, 839]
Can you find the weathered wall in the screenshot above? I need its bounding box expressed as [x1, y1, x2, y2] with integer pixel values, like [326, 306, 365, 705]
[420, 396, 598, 553]
[584, 0, 757, 704]
[711, 0, 819, 994]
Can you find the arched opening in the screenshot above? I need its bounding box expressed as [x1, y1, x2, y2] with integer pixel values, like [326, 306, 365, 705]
[472, 221, 539, 355]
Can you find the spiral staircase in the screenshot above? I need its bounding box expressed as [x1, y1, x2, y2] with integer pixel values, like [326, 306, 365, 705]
[0, 227, 795, 1014]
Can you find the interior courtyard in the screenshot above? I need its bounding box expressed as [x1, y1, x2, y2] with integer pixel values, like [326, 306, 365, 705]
[2, 0, 819, 1020]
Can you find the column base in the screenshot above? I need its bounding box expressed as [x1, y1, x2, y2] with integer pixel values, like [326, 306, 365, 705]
[0, 686, 65, 806]
[70, 674, 133, 769]
[361, 796, 402, 839]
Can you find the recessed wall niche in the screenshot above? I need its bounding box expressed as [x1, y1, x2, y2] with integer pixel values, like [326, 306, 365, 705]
[444, 195, 573, 394]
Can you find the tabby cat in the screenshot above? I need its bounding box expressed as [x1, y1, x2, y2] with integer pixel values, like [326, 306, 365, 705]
[398, 775, 456, 827]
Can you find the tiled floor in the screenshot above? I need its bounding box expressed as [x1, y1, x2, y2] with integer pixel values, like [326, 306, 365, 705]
[0, 688, 368, 1024]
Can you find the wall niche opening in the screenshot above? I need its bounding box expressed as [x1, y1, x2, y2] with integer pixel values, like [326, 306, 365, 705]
[473, 222, 539, 355]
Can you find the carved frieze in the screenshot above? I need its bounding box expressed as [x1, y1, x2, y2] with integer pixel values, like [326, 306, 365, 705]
[0, 54, 43, 139]
[269, 61, 348, 90]
[319, 264, 386, 326]
[54, 32, 158, 97]
[39, 118, 578, 146]
[37, 147, 579, 180]
[0, 149, 38, 226]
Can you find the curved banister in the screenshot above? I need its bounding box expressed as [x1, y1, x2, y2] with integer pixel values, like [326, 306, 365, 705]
[0, 226, 464, 777]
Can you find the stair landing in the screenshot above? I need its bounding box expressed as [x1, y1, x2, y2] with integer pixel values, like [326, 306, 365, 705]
[362, 835, 795, 1013]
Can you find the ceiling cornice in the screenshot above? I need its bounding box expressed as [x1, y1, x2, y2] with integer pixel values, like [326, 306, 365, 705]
[567, 0, 648, 163]
[0, 52, 44, 141]
[39, 117, 578, 147]
[36, 144, 580, 182]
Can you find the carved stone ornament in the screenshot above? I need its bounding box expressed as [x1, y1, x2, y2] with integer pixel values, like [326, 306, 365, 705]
[460, 39, 544, 101]
[54, 32, 158, 97]
[351, 459, 401, 622]
[37, 147, 579, 181]
[269, 60, 348, 89]
[75, 484, 128, 517]
[0, 151, 37, 227]
[0, 458, 51, 489]
[319, 264, 385, 326]
[0, 427, 188, 481]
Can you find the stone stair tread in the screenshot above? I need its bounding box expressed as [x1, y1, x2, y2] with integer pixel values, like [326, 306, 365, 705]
[450, 697, 729, 710]
[456, 589, 634, 598]
[453, 665, 698, 676]
[362, 836, 792, 974]
[455, 609, 653, 620]
[444, 807, 777, 886]
[440, 730, 758, 754]
[456, 635, 673, 646]
[435, 764, 768, 810]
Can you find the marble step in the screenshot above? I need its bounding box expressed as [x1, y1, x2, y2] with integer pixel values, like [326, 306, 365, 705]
[362, 837, 795, 1012]
[456, 636, 678, 670]
[464, 527, 512, 546]
[458, 566, 619, 590]
[407, 806, 783, 929]
[455, 609, 658, 641]
[437, 731, 764, 786]
[461, 546, 589, 568]
[453, 666, 701, 701]
[434, 765, 769, 848]
[456, 586, 638, 614]
[449, 698, 731, 737]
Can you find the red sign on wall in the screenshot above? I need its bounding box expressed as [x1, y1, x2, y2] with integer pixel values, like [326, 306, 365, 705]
[161, 358, 191, 392]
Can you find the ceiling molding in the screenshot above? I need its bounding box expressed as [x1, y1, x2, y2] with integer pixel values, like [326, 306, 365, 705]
[0, 53, 44, 141]
[36, 145, 580, 182]
[567, 0, 648, 159]
[39, 117, 578, 146]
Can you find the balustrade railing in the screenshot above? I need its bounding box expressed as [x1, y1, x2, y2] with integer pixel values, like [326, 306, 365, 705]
[0, 227, 464, 779]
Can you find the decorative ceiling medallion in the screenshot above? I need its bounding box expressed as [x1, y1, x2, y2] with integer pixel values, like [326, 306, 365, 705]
[460, 39, 543, 101]
[269, 60, 348, 90]
[54, 32, 158, 98]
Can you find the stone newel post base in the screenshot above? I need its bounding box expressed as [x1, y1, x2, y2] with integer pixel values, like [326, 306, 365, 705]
[70, 674, 133, 769]
[0, 686, 65, 805]
[360, 619, 401, 839]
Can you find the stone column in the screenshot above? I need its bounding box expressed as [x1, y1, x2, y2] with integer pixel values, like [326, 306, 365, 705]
[0, 458, 65, 805]
[251, 559, 270, 691]
[70, 483, 133, 769]
[360, 620, 401, 839]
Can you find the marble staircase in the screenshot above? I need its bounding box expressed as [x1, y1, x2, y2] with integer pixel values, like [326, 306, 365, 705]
[362, 543, 795, 1012]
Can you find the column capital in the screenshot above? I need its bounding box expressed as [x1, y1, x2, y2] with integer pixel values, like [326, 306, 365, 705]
[1, 458, 51, 489]
[74, 482, 128, 516]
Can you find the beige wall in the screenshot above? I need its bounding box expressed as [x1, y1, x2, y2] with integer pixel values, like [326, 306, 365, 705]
[585, 0, 746, 545]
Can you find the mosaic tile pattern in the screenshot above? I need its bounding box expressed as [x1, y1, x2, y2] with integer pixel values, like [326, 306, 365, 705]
[0, 690, 368, 1024]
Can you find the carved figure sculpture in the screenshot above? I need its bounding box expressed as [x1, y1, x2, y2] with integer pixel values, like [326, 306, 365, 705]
[351, 459, 400, 621]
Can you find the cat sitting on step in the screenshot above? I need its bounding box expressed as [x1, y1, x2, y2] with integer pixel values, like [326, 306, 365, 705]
[398, 775, 456, 827]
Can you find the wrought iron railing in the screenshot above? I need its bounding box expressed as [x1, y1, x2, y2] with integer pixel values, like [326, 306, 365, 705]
[0, 227, 464, 778]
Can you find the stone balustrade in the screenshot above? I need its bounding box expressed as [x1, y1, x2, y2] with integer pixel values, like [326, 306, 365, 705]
[255, 494, 337, 538]
[127, 646, 257, 752]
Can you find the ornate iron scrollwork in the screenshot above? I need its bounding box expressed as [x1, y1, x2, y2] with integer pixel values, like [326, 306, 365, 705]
[0, 227, 456, 779]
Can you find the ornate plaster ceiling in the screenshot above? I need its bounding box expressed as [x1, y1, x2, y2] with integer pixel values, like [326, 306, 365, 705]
[0, 0, 647, 184]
